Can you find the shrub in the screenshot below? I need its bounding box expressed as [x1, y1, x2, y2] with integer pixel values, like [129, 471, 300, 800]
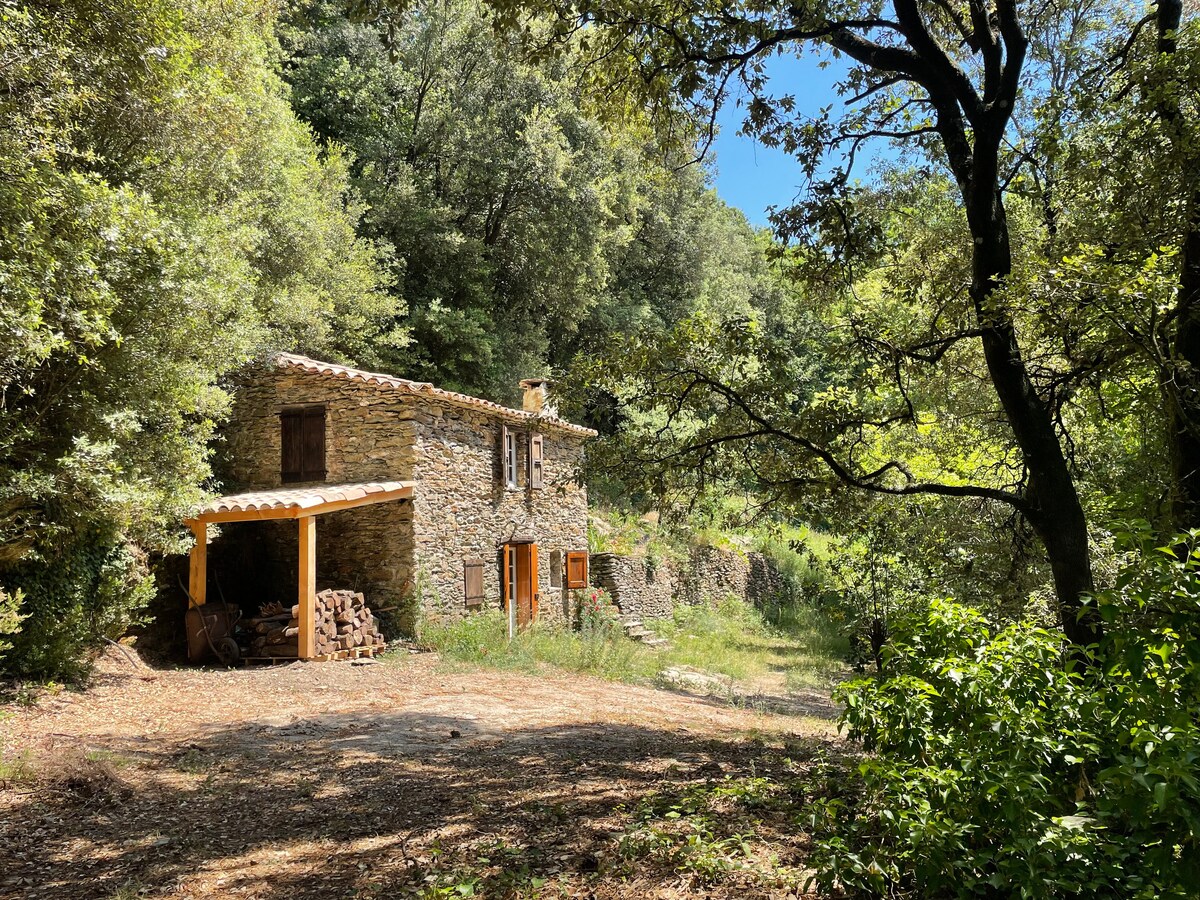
[575, 586, 622, 637]
[2, 531, 153, 680]
[808, 525, 1200, 899]
[0, 586, 26, 661]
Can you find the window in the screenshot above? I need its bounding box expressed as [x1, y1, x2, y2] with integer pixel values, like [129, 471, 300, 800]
[549, 550, 562, 588]
[528, 433, 544, 490]
[566, 551, 588, 589]
[281, 406, 326, 483]
[501, 424, 518, 488]
[463, 559, 485, 609]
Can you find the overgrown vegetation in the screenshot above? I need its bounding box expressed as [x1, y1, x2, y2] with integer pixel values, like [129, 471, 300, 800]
[420, 592, 846, 697]
[805, 527, 1200, 898]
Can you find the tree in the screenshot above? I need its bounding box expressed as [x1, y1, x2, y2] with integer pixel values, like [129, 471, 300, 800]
[483, 0, 1174, 648]
[0, 0, 396, 676]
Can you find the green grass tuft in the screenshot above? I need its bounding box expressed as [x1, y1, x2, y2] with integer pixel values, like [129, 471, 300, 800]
[419, 595, 848, 699]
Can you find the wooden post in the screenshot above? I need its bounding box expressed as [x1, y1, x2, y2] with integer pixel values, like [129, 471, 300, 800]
[298, 515, 317, 660]
[188, 521, 207, 607]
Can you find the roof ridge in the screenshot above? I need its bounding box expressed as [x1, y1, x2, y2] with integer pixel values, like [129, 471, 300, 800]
[272, 353, 597, 437]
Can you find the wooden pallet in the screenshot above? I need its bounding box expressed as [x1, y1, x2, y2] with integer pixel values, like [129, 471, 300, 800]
[241, 644, 385, 666]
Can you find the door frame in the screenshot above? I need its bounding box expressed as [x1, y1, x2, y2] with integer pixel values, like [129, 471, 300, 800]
[501, 541, 538, 637]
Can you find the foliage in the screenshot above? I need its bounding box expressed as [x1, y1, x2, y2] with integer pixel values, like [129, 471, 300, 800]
[283, 0, 779, 403]
[420, 592, 845, 695]
[810, 526, 1200, 898]
[0, 586, 25, 661]
[0, 0, 395, 678]
[574, 586, 621, 637]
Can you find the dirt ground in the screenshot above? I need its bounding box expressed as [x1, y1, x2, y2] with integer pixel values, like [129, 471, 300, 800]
[0, 649, 841, 900]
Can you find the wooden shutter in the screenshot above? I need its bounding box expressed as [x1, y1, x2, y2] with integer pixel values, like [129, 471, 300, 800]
[281, 410, 303, 483]
[463, 559, 485, 609]
[528, 433, 544, 490]
[281, 407, 325, 483]
[565, 551, 588, 589]
[302, 406, 326, 480]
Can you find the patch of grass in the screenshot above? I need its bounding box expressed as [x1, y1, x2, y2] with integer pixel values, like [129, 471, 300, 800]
[650, 596, 848, 692]
[422, 596, 848, 700]
[616, 771, 806, 888]
[0, 750, 35, 787]
[172, 747, 210, 774]
[85, 749, 134, 769]
[421, 610, 658, 682]
[108, 882, 148, 900]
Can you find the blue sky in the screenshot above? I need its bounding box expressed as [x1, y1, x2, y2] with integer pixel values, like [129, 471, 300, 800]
[708, 52, 876, 228]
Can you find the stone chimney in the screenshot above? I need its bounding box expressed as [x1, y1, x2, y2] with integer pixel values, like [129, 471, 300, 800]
[520, 378, 555, 416]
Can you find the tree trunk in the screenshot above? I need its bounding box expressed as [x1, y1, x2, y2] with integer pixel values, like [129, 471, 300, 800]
[1156, 0, 1200, 529]
[962, 155, 1099, 647]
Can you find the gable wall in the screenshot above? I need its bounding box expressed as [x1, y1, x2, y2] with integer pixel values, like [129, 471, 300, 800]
[216, 368, 417, 627]
[221, 369, 417, 490]
[408, 398, 589, 625]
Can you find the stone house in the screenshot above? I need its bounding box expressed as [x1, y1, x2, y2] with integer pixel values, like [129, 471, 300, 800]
[199, 353, 594, 640]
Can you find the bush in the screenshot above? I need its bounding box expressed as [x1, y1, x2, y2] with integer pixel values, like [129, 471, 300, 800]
[2, 530, 153, 680]
[808, 525, 1200, 899]
[0, 585, 26, 661]
[575, 586, 622, 637]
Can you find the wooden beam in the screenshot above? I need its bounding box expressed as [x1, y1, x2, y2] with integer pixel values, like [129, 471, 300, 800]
[188, 521, 207, 607]
[298, 515, 317, 660]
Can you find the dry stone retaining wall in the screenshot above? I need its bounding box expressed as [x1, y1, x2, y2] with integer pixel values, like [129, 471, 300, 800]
[592, 546, 791, 620]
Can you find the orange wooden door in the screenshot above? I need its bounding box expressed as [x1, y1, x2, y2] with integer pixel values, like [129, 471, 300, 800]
[504, 543, 539, 630]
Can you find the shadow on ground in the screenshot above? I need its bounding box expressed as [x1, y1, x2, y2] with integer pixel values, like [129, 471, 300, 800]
[0, 709, 839, 899]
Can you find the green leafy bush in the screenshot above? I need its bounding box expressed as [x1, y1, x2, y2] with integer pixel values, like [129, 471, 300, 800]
[3, 530, 153, 680]
[809, 526, 1200, 898]
[574, 586, 622, 637]
[0, 586, 25, 661]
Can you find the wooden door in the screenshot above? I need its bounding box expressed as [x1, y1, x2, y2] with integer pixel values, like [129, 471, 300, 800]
[503, 543, 539, 630]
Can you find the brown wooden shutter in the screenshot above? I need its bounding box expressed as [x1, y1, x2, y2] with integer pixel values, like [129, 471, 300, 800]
[281, 407, 325, 483]
[463, 559, 485, 608]
[281, 410, 303, 483]
[565, 551, 588, 589]
[302, 406, 326, 480]
[528, 433, 544, 489]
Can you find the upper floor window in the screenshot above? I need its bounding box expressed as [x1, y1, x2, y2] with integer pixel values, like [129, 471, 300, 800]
[502, 424, 518, 488]
[281, 405, 326, 483]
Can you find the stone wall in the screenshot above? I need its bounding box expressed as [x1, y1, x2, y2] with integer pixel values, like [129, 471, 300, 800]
[409, 398, 589, 625]
[591, 552, 675, 620]
[592, 545, 791, 620]
[214, 364, 589, 631]
[221, 368, 418, 488]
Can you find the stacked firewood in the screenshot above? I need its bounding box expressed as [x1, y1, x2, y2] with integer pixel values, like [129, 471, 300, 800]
[246, 590, 386, 658]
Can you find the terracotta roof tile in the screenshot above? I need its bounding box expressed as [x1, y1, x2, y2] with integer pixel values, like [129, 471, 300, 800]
[274, 353, 598, 437]
[192, 481, 414, 521]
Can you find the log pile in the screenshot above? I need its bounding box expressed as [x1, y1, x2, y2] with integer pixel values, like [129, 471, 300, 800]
[246, 590, 385, 658]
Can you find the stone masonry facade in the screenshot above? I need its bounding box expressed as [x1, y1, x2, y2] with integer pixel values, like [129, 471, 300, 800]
[212, 356, 591, 631]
